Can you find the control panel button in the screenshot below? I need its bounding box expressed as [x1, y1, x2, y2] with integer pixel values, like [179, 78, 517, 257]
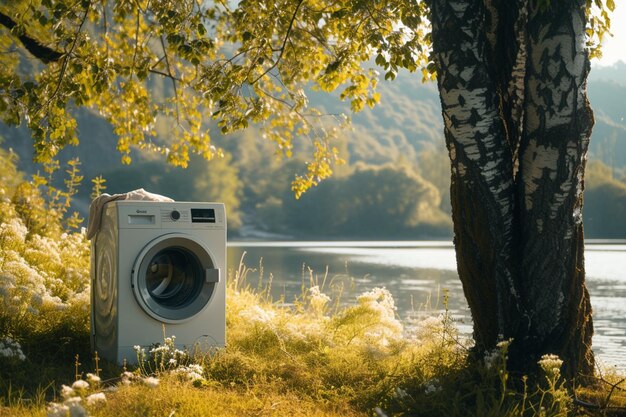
[170, 210, 181, 221]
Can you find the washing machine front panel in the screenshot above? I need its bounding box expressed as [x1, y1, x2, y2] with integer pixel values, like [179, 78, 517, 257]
[116, 202, 225, 231]
[132, 234, 220, 323]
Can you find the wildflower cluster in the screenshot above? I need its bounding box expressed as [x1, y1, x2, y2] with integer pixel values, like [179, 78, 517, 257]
[483, 338, 512, 370]
[0, 214, 90, 315]
[129, 334, 209, 390]
[119, 370, 161, 388]
[333, 287, 403, 348]
[174, 364, 206, 385]
[424, 378, 442, 394]
[47, 375, 107, 417]
[357, 288, 403, 344]
[239, 305, 276, 326]
[538, 353, 564, 380]
[0, 336, 26, 361]
[410, 315, 447, 340]
[307, 285, 331, 316]
[138, 335, 194, 372]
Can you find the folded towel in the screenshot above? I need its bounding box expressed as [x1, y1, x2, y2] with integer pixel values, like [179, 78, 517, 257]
[87, 188, 174, 240]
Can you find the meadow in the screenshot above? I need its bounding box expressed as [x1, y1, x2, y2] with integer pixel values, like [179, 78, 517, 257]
[1, 148, 625, 416]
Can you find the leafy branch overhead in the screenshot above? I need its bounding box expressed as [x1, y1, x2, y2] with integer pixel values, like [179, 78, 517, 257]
[0, 0, 614, 196]
[0, 0, 430, 196]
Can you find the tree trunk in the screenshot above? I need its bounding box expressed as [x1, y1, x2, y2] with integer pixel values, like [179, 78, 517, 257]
[516, 0, 594, 378]
[429, 0, 522, 352]
[428, 0, 594, 379]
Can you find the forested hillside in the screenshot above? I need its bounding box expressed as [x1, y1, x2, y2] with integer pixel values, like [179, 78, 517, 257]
[1, 63, 625, 239]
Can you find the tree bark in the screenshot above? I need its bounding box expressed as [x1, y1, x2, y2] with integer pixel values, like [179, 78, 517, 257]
[516, 0, 594, 378]
[429, 0, 523, 352]
[428, 0, 594, 379]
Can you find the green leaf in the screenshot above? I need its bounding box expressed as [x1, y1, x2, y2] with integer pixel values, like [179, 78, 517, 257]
[384, 71, 396, 81]
[607, 0, 615, 11]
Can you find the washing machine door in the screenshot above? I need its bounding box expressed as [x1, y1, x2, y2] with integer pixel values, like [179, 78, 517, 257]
[131, 233, 220, 323]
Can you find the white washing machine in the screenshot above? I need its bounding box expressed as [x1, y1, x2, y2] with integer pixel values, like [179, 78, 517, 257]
[90, 201, 226, 364]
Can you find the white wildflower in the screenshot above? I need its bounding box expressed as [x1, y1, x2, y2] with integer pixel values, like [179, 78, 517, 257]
[0, 336, 26, 361]
[358, 287, 397, 314]
[86, 392, 107, 406]
[496, 339, 511, 349]
[355, 287, 403, 342]
[47, 402, 70, 417]
[174, 364, 205, 383]
[424, 378, 442, 394]
[133, 345, 146, 359]
[239, 305, 276, 325]
[150, 345, 171, 354]
[284, 320, 324, 340]
[538, 354, 563, 378]
[120, 371, 135, 386]
[71, 379, 89, 390]
[143, 376, 160, 388]
[394, 387, 409, 399]
[411, 315, 447, 341]
[484, 338, 512, 370]
[484, 348, 500, 370]
[64, 397, 87, 417]
[0, 218, 28, 242]
[308, 286, 331, 315]
[86, 373, 101, 384]
[60, 384, 75, 399]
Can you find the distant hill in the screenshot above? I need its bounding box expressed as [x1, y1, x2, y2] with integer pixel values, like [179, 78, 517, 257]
[587, 62, 626, 169]
[589, 61, 626, 86]
[1, 61, 625, 238]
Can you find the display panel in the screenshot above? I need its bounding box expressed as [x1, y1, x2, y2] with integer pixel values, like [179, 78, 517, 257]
[191, 208, 216, 223]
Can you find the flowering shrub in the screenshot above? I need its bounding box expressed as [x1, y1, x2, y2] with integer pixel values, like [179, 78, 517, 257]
[0, 150, 91, 342]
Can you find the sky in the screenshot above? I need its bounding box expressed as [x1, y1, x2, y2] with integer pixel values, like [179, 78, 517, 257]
[596, 3, 626, 66]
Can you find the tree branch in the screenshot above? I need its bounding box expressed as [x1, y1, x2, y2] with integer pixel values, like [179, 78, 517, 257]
[160, 35, 181, 125]
[0, 11, 63, 63]
[251, 0, 305, 85]
[148, 68, 181, 81]
[36, 1, 91, 116]
[130, 6, 140, 78]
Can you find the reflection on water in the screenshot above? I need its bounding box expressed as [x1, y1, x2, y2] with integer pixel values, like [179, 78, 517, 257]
[227, 242, 626, 370]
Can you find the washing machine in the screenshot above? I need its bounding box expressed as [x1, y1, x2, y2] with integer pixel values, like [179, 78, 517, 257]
[90, 201, 226, 364]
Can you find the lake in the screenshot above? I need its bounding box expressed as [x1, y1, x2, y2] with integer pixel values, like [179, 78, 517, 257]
[227, 241, 626, 370]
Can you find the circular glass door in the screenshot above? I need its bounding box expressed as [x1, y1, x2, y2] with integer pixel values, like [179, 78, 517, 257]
[132, 234, 219, 323]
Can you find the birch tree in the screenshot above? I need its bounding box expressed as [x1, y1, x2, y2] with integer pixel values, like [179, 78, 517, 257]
[428, 0, 603, 379]
[0, 0, 614, 378]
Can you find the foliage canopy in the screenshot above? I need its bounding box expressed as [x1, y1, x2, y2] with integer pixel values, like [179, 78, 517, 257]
[0, 0, 615, 196]
[0, 0, 432, 196]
